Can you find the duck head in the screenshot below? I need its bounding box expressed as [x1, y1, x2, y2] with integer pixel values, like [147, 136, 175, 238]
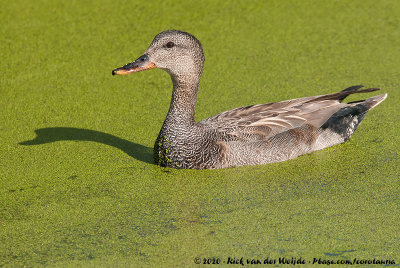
[112, 30, 205, 82]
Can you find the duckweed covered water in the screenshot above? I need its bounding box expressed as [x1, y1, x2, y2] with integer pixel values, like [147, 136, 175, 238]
[1, 0, 399, 266]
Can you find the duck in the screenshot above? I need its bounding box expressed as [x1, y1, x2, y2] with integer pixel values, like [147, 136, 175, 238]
[112, 30, 387, 169]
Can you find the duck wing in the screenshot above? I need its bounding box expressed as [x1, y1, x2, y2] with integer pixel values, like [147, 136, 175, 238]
[199, 86, 380, 141]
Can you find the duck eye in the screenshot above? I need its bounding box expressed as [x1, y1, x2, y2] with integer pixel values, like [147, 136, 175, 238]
[166, 41, 175, 48]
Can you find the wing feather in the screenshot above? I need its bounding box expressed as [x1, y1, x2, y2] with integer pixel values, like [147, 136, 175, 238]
[199, 95, 341, 141]
[198, 87, 380, 141]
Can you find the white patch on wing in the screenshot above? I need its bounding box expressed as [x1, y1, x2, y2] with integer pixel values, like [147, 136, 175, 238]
[283, 115, 307, 121]
[249, 116, 306, 128]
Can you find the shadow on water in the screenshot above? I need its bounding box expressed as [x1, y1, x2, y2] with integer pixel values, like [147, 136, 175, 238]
[19, 127, 154, 164]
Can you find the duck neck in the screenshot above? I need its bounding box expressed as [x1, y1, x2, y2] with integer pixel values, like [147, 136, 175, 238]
[163, 73, 201, 128]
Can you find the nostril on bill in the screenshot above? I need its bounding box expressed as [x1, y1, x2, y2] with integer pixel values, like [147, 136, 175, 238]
[139, 54, 148, 62]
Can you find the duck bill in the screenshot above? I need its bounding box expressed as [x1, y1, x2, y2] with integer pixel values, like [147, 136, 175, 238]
[112, 54, 155, 75]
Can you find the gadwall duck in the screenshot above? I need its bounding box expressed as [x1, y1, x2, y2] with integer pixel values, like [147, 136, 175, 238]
[112, 30, 387, 169]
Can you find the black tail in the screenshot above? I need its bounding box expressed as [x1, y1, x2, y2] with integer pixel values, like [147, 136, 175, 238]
[321, 93, 387, 141]
[338, 85, 380, 101]
[306, 85, 381, 103]
[341, 85, 365, 92]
